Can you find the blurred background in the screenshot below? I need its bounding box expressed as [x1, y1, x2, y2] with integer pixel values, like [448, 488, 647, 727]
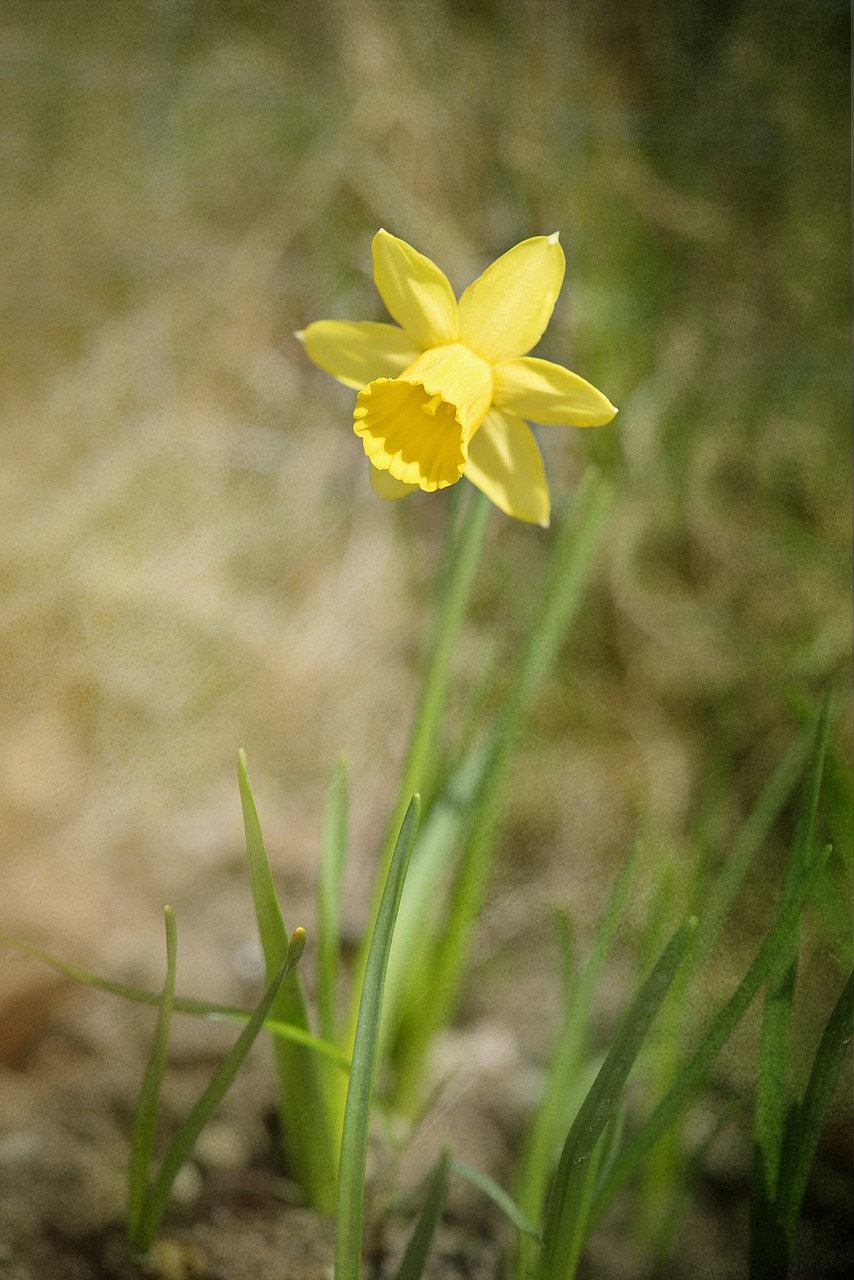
[0, 0, 850, 1265]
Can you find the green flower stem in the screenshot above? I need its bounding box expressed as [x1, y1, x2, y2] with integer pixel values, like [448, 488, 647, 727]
[347, 487, 492, 1036]
[395, 469, 613, 1104]
[381, 484, 491, 860]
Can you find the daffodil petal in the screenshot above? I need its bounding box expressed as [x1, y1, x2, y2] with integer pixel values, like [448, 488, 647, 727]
[369, 465, 419, 502]
[464, 409, 550, 526]
[492, 356, 618, 426]
[297, 320, 419, 391]
[457, 234, 566, 363]
[372, 230, 459, 349]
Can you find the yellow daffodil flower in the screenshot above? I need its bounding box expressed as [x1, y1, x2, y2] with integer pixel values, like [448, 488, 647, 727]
[298, 230, 617, 526]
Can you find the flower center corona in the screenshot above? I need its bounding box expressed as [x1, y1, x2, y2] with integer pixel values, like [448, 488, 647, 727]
[353, 343, 493, 491]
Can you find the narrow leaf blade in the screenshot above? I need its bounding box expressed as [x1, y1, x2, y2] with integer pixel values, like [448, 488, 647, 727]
[394, 1151, 450, 1280]
[136, 928, 305, 1251]
[128, 906, 177, 1250]
[336, 796, 421, 1280]
[238, 750, 338, 1213]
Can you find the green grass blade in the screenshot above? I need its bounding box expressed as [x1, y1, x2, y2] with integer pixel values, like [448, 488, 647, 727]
[1, 933, 348, 1064]
[318, 757, 349, 1043]
[750, 699, 831, 1276]
[394, 1150, 450, 1280]
[238, 750, 338, 1213]
[776, 968, 854, 1249]
[127, 906, 177, 1251]
[134, 927, 305, 1253]
[536, 917, 696, 1280]
[335, 795, 421, 1280]
[589, 843, 832, 1230]
[450, 1159, 541, 1241]
[515, 848, 640, 1278]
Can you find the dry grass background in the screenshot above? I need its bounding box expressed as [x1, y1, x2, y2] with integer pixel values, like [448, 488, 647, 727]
[0, 0, 850, 1192]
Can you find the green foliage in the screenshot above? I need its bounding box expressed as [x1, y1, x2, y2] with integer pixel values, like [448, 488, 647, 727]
[3, 3, 849, 1273]
[5, 699, 847, 1274]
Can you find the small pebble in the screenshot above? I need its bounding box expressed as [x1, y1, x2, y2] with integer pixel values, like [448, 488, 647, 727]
[193, 1120, 249, 1171]
[170, 1162, 204, 1207]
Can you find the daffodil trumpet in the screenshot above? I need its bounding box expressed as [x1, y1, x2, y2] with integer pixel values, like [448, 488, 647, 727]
[299, 230, 617, 526]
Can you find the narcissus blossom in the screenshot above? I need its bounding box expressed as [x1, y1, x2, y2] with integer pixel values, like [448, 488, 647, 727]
[298, 230, 616, 526]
